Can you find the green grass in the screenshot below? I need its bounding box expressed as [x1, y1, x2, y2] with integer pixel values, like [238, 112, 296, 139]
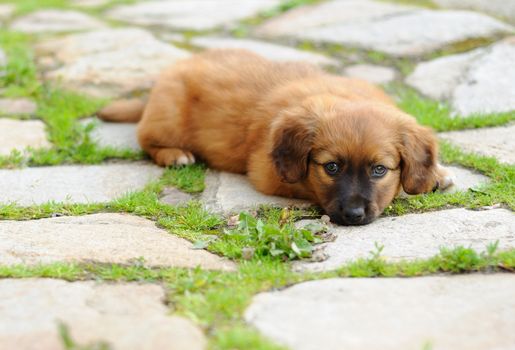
[161, 164, 207, 193]
[0, 0, 70, 15]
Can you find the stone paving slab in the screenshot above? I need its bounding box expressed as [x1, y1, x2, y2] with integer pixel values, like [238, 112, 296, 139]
[407, 38, 515, 115]
[0, 98, 37, 116]
[0, 4, 14, 24]
[202, 171, 311, 214]
[0, 118, 50, 156]
[81, 117, 140, 151]
[435, 0, 515, 23]
[10, 9, 106, 33]
[0, 279, 206, 350]
[255, 0, 513, 57]
[439, 124, 515, 164]
[36, 28, 189, 98]
[0, 48, 6, 69]
[0, 162, 163, 205]
[107, 0, 281, 31]
[245, 274, 515, 350]
[444, 165, 490, 192]
[0, 213, 235, 270]
[343, 64, 396, 84]
[255, 0, 417, 38]
[299, 10, 513, 57]
[191, 36, 338, 67]
[294, 208, 515, 272]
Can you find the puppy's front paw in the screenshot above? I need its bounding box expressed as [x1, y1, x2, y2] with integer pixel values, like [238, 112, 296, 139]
[154, 148, 195, 167]
[434, 164, 455, 192]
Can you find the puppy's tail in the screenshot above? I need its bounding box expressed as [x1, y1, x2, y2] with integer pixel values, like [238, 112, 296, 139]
[97, 99, 146, 123]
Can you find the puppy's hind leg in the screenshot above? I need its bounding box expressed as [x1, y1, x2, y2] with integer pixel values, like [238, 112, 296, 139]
[137, 70, 195, 167]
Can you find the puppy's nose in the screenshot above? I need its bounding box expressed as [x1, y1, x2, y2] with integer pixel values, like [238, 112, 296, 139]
[344, 206, 365, 224]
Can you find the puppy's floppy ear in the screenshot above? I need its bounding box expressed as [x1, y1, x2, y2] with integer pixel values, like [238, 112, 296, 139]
[270, 107, 317, 184]
[398, 118, 439, 194]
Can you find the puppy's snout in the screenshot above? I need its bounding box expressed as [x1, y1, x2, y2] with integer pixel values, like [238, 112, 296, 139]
[343, 206, 366, 224]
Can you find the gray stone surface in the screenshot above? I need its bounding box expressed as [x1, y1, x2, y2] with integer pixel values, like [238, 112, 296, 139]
[343, 64, 396, 84]
[300, 11, 513, 57]
[0, 162, 163, 205]
[245, 274, 515, 350]
[160, 187, 194, 206]
[0, 98, 37, 116]
[255, 0, 417, 38]
[435, 0, 515, 23]
[10, 9, 105, 33]
[294, 208, 515, 272]
[256, 0, 513, 57]
[36, 28, 189, 98]
[81, 117, 140, 150]
[0, 4, 15, 24]
[0, 213, 235, 270]
[107, 0, 281, 31]
[202, 171, 311, 214]
[191, 36, 338, 67]
[444, 165, 490, 192]
[406, 49, 483, 101]
[407, 38, 515, 115]
[0, 48, 6, 69]
[439, 124, 515, 164]
[0, 279, 207, 350]
[0, 119, 50, 156]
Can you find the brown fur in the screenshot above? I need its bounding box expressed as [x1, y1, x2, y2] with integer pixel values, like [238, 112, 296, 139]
[98, 49, 451, 225]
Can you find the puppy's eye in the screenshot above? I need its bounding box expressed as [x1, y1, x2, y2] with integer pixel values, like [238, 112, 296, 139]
[371, 165, 387, 178]
[324, 162, 339, 176]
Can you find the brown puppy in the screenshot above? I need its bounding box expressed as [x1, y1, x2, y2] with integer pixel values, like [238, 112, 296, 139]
[99, 49, 452, 225]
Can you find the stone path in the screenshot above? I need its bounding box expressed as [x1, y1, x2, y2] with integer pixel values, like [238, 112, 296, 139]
[0, 119, 50, 156]
[435, 0, 515, 23]
[245, 274, 515, 350]
[106, 0, 281, 31]
[36, 28, 190, 97]
[294, 208, 514, 272]
[202, 171, 312, 214]
[342, 64, 396, 84]
[407, 37, 515, 115]
[0, 98, 37, 116]
[0, 162, 163, 205]
[0, 279, 206, 350]
[81, 117, 140, 151]
[439, 124, 515, 164]
[190, 36, 338, 67]
[255, 0, 514, 56]
[0, 213, 235, 270]
[11, 10, 106, 33]
[1, 0, 514, 349]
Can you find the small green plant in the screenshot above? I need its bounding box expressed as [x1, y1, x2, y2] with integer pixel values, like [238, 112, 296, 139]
[218, 212, 327, 260]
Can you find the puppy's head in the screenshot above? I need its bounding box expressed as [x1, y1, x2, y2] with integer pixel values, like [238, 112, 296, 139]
[271, 96, 440, 225]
